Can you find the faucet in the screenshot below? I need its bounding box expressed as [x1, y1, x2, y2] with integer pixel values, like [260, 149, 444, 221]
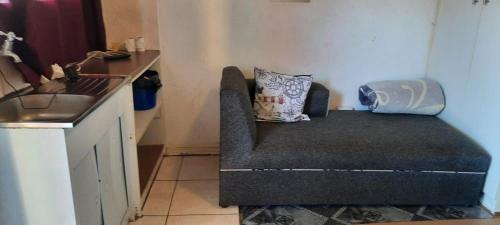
[0, 31, 23, 63]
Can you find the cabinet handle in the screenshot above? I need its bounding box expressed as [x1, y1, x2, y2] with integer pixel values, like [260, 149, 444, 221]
[484, 0, 490, 5]
[473, 0, 480, 5]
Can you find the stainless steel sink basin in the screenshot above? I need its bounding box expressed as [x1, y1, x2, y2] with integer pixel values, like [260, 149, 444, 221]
[0, 75, 128, 128]
[0, 94, 96, 122]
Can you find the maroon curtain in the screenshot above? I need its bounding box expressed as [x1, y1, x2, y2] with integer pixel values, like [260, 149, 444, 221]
[0, 0, 106, 86]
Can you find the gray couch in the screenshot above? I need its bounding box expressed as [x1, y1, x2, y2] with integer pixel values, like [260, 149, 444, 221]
[219, 66, 491, 207]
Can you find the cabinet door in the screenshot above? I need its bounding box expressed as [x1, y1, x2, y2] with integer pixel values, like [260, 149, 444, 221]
[71, 150, 103, 225]
[96, 117, 129, 225]
[427, 0, 483, 127]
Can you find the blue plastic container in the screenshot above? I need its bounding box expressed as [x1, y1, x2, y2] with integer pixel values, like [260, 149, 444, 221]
[133, 88, 157, 110]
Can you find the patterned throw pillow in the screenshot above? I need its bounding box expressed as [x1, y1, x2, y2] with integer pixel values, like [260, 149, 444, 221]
[253, 67, 313, 122]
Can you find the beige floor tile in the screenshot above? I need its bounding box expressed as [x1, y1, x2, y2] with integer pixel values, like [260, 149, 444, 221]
[178, 156, 219, 180]
[169, 180, 238, 215]
[166, 215, 239, 225]
[143, 181, 176, 215]
[129, 216, 167, 225]
[156, 156, 183, 180]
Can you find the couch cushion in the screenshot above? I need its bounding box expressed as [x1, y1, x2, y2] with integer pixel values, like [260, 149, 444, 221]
[253, 67, 313, 122]
[232, 111, 490, 172]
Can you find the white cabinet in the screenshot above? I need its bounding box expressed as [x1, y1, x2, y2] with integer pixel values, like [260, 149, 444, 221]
[71, 150, 102, 225]
[70, 117, 129, 225]
[95, 117, 129, 225]
[427, 0, 500, 212]
[66, 85, 139, 225]
[0, 84, 140, 225]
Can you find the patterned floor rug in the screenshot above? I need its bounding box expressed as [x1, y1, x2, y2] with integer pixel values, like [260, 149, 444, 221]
[240, 205, 492, 225]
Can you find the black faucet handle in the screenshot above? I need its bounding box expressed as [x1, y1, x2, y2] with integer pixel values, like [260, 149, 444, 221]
[63, 62, 80, 82]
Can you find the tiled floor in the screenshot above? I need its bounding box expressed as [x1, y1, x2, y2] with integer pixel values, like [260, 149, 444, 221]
[131, 155, 239, 225]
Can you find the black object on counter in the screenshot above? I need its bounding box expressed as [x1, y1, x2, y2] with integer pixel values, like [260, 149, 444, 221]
[102, 51, 131, 60]
[63, 62, 80, 81]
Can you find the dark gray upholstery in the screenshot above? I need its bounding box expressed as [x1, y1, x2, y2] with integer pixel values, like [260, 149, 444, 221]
[303, 82, 330, 117]
[225, 111, 490, 172]
[220, 171, 487, 206]
[220, 66, 257, 164]
[219, 66, 491, 207]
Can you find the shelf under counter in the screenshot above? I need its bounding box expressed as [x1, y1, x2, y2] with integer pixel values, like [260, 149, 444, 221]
[134, 98, 162, 143]
[137, 145, 164, 201]
[133, 88, 165, 206]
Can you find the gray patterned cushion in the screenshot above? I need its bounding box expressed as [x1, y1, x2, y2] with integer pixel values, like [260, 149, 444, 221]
[253, 67, 313, 122]
[359, 79, 445, 115]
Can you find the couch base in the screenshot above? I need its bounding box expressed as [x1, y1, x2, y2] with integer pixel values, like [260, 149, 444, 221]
[220, 171, 486, 206]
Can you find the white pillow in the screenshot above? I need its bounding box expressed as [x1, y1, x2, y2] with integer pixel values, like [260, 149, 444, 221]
[253, 67, 313, 122]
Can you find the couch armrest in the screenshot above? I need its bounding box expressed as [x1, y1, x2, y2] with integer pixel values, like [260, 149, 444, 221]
[304, 82, 330, 117]
[220, 67, 256, 167]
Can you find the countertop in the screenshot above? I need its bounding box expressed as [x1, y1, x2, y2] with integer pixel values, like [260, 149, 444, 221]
[0, 50, 161, 129]
[80, 50, 160, 82]
[0, 75, 129, 129]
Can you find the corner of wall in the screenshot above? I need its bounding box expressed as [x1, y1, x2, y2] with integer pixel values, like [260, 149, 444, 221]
[424, 0, 442, 78]
[481, 193, 498, 214]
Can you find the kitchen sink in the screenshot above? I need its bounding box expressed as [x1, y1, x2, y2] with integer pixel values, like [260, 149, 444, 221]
[0, 75, 128, 128]
[0, 94, 96, 122]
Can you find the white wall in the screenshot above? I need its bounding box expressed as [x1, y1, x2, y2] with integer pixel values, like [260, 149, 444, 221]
[101, 0, 160, 50]
[427, 0, 500, 212]
[157, 0, 438, 152]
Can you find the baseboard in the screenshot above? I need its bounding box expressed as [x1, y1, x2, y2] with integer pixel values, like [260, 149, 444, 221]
[166, 145, 219, 156]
